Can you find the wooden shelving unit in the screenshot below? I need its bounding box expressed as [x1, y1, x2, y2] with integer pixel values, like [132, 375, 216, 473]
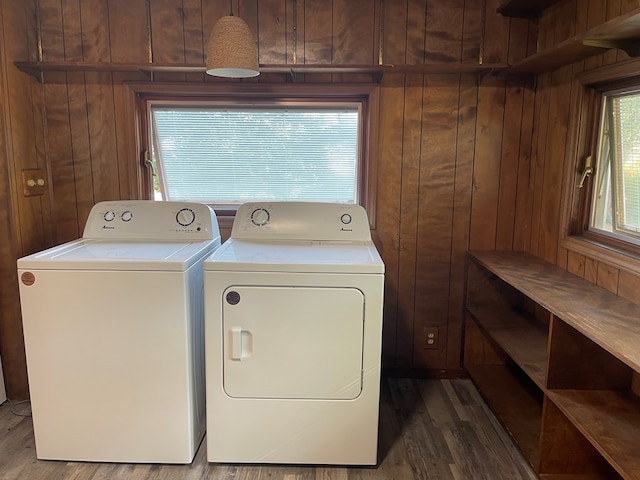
[504, 7, 640, 74]
[465, 250, 640, 480]
[14, 61, 508, 83]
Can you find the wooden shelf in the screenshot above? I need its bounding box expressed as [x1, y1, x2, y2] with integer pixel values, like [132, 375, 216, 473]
[497, 0, 559, 18]
[13, 61, 385, 81]
[466, 305, 548, 388]
[465, 250, 640, 480]
[504, 8, 640, 74]
[14, 61, 508, 83]
[383, 63, 507, 74]
[548, 389, 640, 480]
[15, 61, 386, 75]
[469, 250, 640, 373]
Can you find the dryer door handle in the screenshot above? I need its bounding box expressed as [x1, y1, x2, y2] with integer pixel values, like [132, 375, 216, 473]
[230, 327, 243, 360]
[229, 327, 253, 360]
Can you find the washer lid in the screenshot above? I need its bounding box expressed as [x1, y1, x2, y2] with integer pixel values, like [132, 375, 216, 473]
[204, 239, 384, 274]
[17, 238, 220, 271]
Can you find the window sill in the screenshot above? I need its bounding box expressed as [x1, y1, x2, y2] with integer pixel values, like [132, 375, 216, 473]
[561, 234, 640, 276]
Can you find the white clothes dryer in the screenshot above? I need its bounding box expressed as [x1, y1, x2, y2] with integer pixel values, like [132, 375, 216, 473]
[18, 200, 220, 463]
[204, 202, 384, 465]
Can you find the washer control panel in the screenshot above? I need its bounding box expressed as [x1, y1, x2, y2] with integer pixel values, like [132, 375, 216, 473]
[232, 202, 372, 242]
[83, 201, 220, 241]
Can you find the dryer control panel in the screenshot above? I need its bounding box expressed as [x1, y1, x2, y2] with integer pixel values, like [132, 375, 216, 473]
[232, 202, 372, 242]
[83, 201, 220, 241]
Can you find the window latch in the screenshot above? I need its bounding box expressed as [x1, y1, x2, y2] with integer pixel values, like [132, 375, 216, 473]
[143, 150, 157, 177]
[578, 155, 594, 188]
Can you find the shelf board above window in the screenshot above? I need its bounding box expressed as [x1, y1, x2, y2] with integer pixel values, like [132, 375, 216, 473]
[504, 8, 640, 74]
[14, 61, 508, 83]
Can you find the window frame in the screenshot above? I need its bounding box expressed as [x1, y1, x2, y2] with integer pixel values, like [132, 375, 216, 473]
[131, 83, 380, 229]
[149, 100, 363, 208]
[589, 86, 640, 244]
[561, 58, 640, 273]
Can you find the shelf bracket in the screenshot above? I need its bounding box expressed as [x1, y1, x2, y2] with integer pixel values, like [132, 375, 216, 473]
[15, 62, 44, 83]
[137, 67, 154, 81]
[477, 68, 492, 85]
[582, 39, 640, 57]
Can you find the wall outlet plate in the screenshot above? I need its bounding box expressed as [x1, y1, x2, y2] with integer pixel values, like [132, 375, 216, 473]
[21, 169, 46, 197]
[423, 326, 439, 349]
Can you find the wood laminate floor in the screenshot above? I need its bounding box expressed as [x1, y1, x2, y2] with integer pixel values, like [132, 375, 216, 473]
[0, 378, 537, 480]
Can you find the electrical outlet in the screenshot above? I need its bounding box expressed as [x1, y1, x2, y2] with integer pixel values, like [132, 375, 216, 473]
[423, 327, 439, 349]
[22, 169, 46, 197]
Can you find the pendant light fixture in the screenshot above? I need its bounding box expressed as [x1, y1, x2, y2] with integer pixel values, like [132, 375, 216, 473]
[205, 0, 260, 78]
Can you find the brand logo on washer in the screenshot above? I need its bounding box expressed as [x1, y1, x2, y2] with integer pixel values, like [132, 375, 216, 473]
[21, 272, 35, 286]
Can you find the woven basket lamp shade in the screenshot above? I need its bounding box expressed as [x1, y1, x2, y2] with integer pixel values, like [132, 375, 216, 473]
[206, 15, 259, 78]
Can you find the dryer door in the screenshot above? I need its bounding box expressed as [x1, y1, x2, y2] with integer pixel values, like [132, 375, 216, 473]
[222, 286, 364, 400]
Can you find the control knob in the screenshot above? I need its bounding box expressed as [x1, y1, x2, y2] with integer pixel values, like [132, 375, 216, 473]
[251, 208, 270, 226]
[176, 208, 195, 227]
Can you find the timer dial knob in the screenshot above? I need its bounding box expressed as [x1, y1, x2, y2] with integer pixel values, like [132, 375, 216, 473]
[176, 208, 195, 227]
[121, 210, 133, 222]
[251, 208, 270, 226]
[104, 211, 116, 222]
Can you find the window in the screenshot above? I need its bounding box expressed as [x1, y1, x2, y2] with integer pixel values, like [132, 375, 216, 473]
[133, 84, 379, 228]
[590, 88, 640, 245]
[150, 104, 360, 205]
[563, 61, 640, 269]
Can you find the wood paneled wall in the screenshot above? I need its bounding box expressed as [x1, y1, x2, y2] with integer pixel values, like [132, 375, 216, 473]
[0, 0, 49, 400]
[517, 0, 640, 305]
[5, 0, 609, 399]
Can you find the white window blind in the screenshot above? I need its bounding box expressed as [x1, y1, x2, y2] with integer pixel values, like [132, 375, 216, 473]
[150, 106, 360, 206]
[614, 93, 640, 232]
[591, 90, 640, 243]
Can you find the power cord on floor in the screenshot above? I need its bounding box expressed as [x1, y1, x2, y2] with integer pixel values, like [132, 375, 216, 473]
[4, 399, 32, 417]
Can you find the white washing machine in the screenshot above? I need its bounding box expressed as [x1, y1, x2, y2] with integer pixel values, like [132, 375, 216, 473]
[204, 202, 385, 465]
[17, 200, 220, 463]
